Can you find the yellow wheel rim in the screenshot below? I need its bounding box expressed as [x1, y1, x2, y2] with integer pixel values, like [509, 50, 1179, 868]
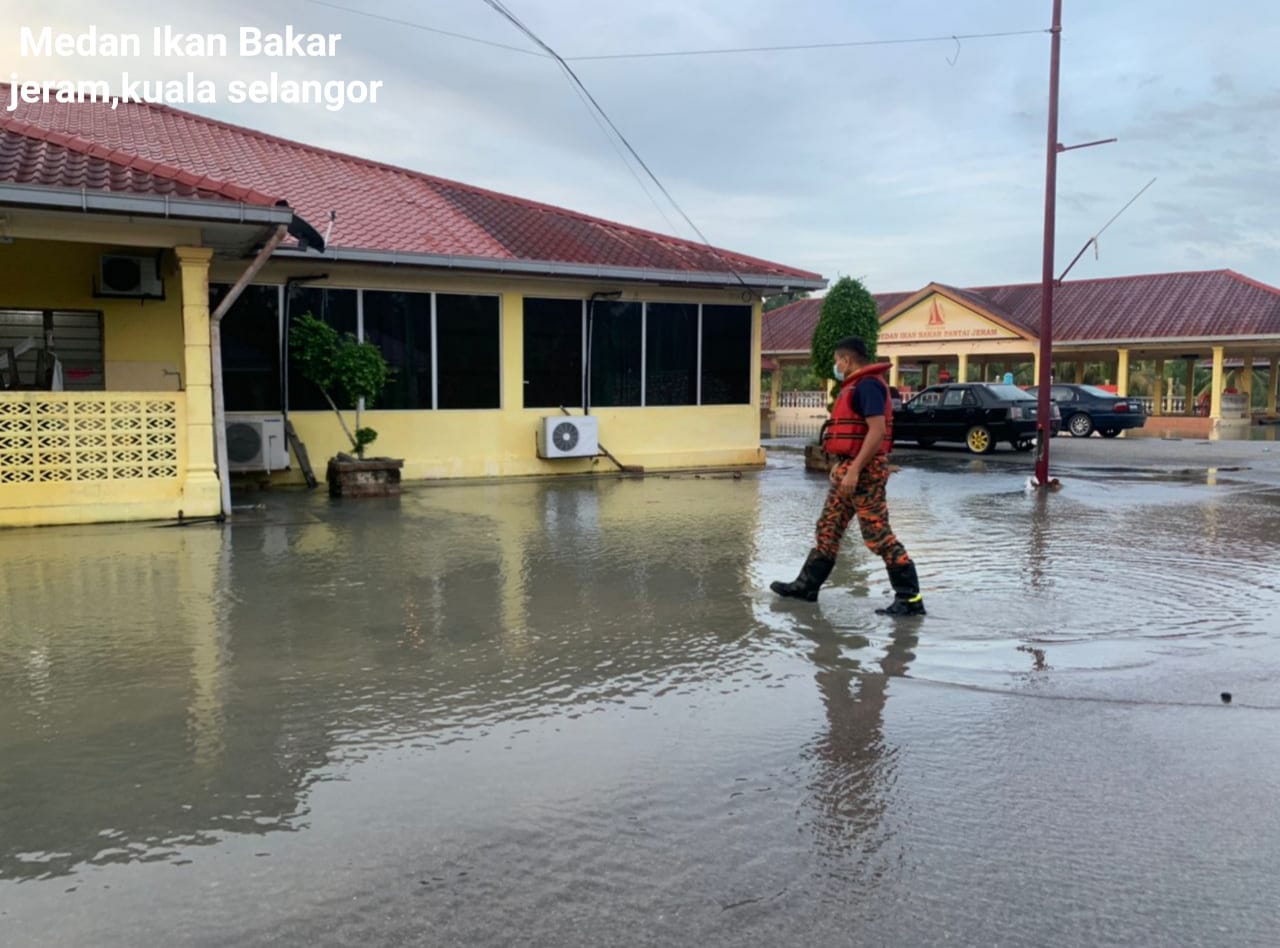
[968, 428, 989, 452]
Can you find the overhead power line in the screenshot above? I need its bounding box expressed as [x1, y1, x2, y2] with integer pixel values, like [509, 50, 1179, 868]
[477, 0, 751, 287]
[306, 0, 545, 57]
[563, 29, 1050, 62]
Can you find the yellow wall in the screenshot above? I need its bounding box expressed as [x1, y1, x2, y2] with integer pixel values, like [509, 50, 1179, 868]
[0, 237, 185, 390]
[212, 261, 768, 484]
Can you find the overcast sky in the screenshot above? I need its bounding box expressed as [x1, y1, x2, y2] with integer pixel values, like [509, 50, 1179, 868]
[4, 0, 1278, 291]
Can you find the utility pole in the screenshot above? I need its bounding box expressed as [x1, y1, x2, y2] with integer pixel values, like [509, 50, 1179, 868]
[1033, 0, 1064, 487]
[1033, 0, 1114, 487]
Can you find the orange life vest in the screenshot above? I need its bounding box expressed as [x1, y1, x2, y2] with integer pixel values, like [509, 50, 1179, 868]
[821, 362, 894, 457]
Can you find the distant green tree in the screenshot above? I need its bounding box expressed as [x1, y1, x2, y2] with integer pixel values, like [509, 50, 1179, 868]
[763, 290, 811, 313]
[810, 276, 880, 383]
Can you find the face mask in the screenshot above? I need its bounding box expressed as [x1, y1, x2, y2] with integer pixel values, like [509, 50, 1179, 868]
[832, 363, 845, 382]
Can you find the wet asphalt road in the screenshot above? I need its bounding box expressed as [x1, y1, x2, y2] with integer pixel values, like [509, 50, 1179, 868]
[2, 444, 1278, 946]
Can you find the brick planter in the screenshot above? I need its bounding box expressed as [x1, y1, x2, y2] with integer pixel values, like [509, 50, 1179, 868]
[326, 456, 404, 498]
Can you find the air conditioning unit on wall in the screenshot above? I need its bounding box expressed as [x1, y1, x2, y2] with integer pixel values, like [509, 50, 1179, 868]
[226, 413, 289, 472]
[97, 253, 165, 299]
[537, 415, 599, 459]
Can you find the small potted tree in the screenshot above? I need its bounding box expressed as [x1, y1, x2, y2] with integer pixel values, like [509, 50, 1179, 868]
[806, 276, 881, 472]
[289, 312, 403, 497]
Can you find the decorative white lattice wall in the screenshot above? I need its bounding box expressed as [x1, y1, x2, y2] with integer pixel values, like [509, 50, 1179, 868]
[0, 395, 181, 484]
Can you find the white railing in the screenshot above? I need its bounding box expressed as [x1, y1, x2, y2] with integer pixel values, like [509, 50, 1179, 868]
[777, 390, 827, 409]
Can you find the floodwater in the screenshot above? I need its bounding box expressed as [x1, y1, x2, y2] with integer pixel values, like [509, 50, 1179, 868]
[2, 451, 1279, 947]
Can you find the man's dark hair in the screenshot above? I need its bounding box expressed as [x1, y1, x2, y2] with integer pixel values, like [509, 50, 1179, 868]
[833, 336, 870, 361]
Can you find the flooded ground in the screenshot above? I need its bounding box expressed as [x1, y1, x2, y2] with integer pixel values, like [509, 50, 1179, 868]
[3, 447, 1279, 947]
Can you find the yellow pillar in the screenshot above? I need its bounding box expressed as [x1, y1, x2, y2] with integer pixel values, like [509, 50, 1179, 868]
[957, 353, 969, 384]
[1116, 348, 1130, 397]
[1074, 359, 1085, 383]
[1184, 359, 1196, 416]
[1240, 351, 1254, 412]
[1210, 346, 1225, 420]
[1032, 352, 1041, 387]
[888, 355, 900, 388]
[1152, 358, 1164, 415]
[501, 290, 524, 413]
[175, 247, 220, 516]
[768, 368, 782, 437]
[1268, 356, 1279, 415]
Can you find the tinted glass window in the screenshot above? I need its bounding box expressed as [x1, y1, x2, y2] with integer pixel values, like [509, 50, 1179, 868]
[700, 304, 752, 404]
[286, 286, 357, 411]
[213, 284, 280, 411]
[437, 294, 500, 410]
[982, 384, 1032, 402]
[363, 290, 432, 410]
[589, 301, 642, 408]
[524, 298, 582, 409]
[908, 389, 942, 411]
[942, 388, 966, 407]
[1049, 386, 1074, 401]
[645, 303, 698, 406]
[1080, 385, 1117, 399]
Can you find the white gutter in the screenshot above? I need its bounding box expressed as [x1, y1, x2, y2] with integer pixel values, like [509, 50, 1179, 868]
[272, 245, 826, 292]
[210, 225, 289, 519]
[0, 181, 294, 226]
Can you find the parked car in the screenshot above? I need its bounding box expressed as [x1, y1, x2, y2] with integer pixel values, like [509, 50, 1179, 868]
[1026, 384, 1146, 438]
[896, 383, 1061, 454]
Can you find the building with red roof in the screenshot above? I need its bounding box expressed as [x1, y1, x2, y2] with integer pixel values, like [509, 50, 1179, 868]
[0, 89, 824, 526]
[762, 272, 1280, 432]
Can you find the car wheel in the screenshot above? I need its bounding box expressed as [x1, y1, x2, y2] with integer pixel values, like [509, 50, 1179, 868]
[1067, 413, 1094, 437]
[1013, 438, 1035, 452]
[966, 425, 995, 454]
[916, 439, 936, 448]
[1100, 428, 1120, 438]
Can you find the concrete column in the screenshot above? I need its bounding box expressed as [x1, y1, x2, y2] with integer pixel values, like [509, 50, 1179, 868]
[1116, 348, 1130, 397]
[1032, 352, 1041, 388]
[1153, 358, 1165, 415]
[500, 290, 524, 413]
[1074, 359, 1085, 383]
[175, 246, 220, 516]
[768, 368, 782, 437]
[888, 355, 900, 388]
[957, 353, 969, 383]
[1240, 350, 1254, 412]
[1184, 359, 1196, 416]
[1210, 346, 1225, 420]
[1269, 356, 1279, 415]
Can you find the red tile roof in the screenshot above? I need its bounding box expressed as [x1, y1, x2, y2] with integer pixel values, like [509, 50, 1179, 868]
[0, 86, 822, 285]
[763, 270, 1280, 354]
[0, 117, 281, 206]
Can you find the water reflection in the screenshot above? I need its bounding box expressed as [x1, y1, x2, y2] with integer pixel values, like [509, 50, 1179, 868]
[796, 612, 919, 872]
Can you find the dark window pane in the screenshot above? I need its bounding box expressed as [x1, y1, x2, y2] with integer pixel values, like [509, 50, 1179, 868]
[285, 287, 357, 411]
[437, 294, 500, 409]
[645, 303, 697, 406]
[0, 309, 104, 391]
[523, 298, 582, 409]
[700, 304, 752, 405]
[363, 290, 431, 410]
[211, 284, 280, 411]
[589, 301, 642, 408]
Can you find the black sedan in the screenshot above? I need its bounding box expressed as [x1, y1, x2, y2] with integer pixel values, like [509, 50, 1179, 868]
[896, 383, 1060, 454]
[1027, 384, 1146, 438]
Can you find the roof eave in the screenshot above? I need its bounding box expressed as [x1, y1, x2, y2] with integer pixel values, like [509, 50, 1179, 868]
[272, 245, 827, 292]
[0, 181, 295, 227]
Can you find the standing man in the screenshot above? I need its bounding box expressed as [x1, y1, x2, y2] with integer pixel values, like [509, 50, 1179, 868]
[771, 336, 925, 616]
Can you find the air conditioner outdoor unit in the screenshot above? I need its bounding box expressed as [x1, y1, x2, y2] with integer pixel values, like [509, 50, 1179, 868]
[537, 415, 599, 459]
[97, 253, 164, 298]
[226, 413, 289, 472]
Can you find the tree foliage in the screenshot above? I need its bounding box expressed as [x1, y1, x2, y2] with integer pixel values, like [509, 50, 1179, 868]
[810, 276, 880, 381]
[290, 313, 389, 456]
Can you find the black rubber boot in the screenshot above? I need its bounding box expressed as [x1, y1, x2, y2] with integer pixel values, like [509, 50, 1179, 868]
[876, 562, 926, 616]
[770, 549, 836, 602]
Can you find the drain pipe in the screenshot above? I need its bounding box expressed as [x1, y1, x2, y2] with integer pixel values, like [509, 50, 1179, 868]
[210, 225, 289, 519]
[583, 290, 622, 414]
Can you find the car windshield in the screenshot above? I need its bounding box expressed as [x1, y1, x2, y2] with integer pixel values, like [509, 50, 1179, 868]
[1079, 385, 1119, 399]
[982, 384, 1033, 401]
